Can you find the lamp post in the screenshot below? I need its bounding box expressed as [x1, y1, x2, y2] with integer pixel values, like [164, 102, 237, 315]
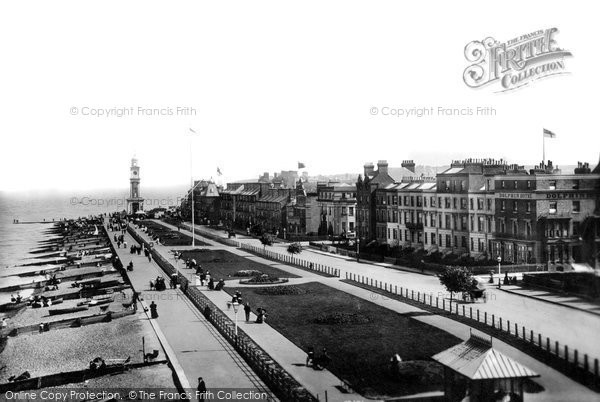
[356, 238, 360, 263]
[232, 301, 240, 335]
[283, 227, 286, 240]
[497, 256, 502, 276]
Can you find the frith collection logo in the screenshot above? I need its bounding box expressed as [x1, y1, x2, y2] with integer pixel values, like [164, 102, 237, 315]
[463, 28, 572, 92]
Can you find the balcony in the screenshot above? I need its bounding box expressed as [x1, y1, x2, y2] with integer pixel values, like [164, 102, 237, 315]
[406, 222, 424, 230]
[493, 232, 537, 241]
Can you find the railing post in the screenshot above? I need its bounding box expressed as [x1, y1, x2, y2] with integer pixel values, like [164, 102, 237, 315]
[477, 309, 479, 322]
[530, 330, 533, 343]
[395, 285, 397, 294]
[547, 337, 550, 351]
[469, 307, 472, 319]
[484, 312, 487, 325]
[492, 314, 495, 328]
[462, 305, 465, 316]
[499, 317, 502, 331]
[555, 341, 559, 356]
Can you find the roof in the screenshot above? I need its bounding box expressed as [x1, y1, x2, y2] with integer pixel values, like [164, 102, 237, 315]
[432, 334, 538, 380]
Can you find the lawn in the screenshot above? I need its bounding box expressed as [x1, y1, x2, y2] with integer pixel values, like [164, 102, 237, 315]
[227, 282, 461, 399]
[178, 249, 300, 281]
[140, 220, 208, 246]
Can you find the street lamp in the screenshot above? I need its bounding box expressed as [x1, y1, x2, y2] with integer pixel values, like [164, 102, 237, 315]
[283, 227, 286, 240]
[232, 301, 240, 335]
[497, 256, 502, 276]
[356, 238, 360, 263]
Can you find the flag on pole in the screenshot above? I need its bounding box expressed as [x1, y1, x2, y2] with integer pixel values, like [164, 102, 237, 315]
[217, 167, 222, 176]
[298, 162, 306, 169]
[189, 128, 197, 134]
[543, 128, 556, 138]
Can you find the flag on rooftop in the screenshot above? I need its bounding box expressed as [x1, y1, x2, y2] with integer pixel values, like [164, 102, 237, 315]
[298, 162, 306, 169]
[189, 128, 197, 134]
[217, 167, 222, 176]
[543, 128, 556, 138]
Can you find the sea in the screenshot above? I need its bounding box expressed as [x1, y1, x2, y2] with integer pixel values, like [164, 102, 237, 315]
[0, 186, 186, 304]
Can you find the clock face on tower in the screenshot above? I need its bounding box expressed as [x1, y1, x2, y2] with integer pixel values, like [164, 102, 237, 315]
[133, 171, 138, 175]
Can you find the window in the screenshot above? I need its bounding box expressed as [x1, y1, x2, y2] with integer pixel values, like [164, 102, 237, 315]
[387, 228, 390, 239]
[393, 229, 397, 240]
[461, 236, 466, 248]
[461, 216, 468, 230]
[487, 179, 491, 190]
[461, 198, 468, 210]
[424, 197, 427, 207]
[424, 233, 428, 244]
[514, 180, 518, 189]
[460, 180, 466, 191]
[549, 180, 556, 190]
[445, 214, 451, 229]
[453, 198, 458, 209]
[470, 216, 474, 231]
[527, 180, 531, 189]
[513, 201, 518, 212]
[573, 180, 580, 190]
[349, 222, 354, 231]
[445, 197, 451, 208]
[445, 235, 451, 247]
[431, 196, 436, 207]
[431, 233, 436, 245]
[513, 221, 518, 234]
[398, 230, 402, 241]
[573, 200, 581, 212]
[501, 200, 506, 211]
[349, 207, 354, 216]
[526, 222, 531, 237]
[470, 238, 474, 251]
[470, 199, 474, 210]
[478, 216, 484, 232]
[501, 180, 505, 189]
[477, 198, 484, 210]
[549, 202, 557, 214]
[526, 202, 531, 213]
[417, 196, 422, 207]
[411, 196, 415, 207]
[487, 199, 492, 211]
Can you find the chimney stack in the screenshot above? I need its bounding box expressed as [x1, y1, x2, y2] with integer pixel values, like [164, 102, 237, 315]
[377, 160, 389, 175]
[364, 162, 375, 177]
[401, 160, 416, 173]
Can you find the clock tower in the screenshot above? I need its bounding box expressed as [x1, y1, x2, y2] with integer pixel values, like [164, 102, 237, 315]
[126, 157, 144, 213]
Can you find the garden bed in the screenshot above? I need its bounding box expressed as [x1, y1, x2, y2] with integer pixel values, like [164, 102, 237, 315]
[226, 282, 461, 399]
[177, 249, 300, 281]
[139, 221, 207, 247]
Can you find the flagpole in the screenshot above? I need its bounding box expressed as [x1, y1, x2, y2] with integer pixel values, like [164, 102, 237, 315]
[189, 130, 195, 248]
[542, 129, 545, 164]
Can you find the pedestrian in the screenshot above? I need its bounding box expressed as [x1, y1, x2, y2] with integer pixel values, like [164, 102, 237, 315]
[306, 346, 315, 367]
[148, 253, 152, 263]
[149, 301, 158, 319]
[197, 377, 207, 401]
[244, 302, 251, 322]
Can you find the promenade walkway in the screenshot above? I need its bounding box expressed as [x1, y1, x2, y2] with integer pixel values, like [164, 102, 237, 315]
[160, 220, 600, 402]
[134, 223, 356, 402]
[106, 224, 276, 400]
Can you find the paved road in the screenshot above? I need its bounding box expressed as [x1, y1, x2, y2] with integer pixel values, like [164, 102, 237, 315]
[107, 224, 276, 400]
[161, 221, 600, 401]
[184, 224, 600, 363]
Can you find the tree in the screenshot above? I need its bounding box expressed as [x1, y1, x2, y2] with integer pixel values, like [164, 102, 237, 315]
[260, 233, 274, 250]
[437, 266, 473, 305]
[287, 242, 302, 254]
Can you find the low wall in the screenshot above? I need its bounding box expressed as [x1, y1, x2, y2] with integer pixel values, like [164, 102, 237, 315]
[523, 272, 600, 300]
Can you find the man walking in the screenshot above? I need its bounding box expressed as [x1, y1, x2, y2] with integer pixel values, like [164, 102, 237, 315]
[244, 302, 251, 322]
[197, 377, 207, 402]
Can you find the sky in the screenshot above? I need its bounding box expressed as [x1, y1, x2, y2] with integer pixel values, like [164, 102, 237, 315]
[1, 1, 598, 193]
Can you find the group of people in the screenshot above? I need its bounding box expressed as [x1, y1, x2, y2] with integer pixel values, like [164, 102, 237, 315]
[9, 294, 23, 304]
[129, 244, 144, 255]
[150, 276, 167, 291]
[305, 347, 331, 370]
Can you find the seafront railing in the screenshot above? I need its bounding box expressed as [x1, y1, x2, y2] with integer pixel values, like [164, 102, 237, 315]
[344, 272, 600, 391]
[128, 226, 317, 402]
